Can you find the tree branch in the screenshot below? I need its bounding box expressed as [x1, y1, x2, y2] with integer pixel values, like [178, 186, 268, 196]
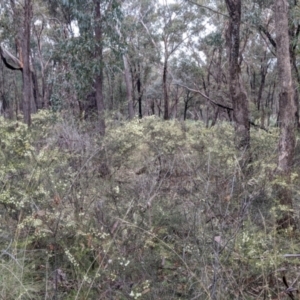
[139, 18, 159, 51]
[258, 25, 276, 48]
[175, 82, 269, 132]
[174, 82, 233, 111]
[187, 0, 230, 19]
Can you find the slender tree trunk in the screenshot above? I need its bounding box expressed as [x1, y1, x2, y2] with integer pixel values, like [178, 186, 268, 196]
[211, 107, 219, 127]
[150, 99, 155, 115]
[274, 0, 297, 229]
[290, 53, 300, 129]
[172, 88, 179, 119]
[157, 98, 162, 117]
[94, 0, 106, 135]
[31, 69, 40, 110]
[225, 0, 250, 163]
[257, 53, 268, 127]
[107, 70, 114, 111]
[22, 0, 32, 126]
[123, 54, 134, 119]
[184, 91, 192, 121]
[95, 73, 105, 135]
[42, 76, 48, 108]
[163, 50, 169, 120]
[137, 62, 142, 119]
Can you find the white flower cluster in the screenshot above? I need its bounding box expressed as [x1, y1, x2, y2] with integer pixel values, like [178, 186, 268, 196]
[118, 257, 130, 267]
[129, 280, 150, 299]
[65, 249, 79, 268]
[129, 290, 142, 299]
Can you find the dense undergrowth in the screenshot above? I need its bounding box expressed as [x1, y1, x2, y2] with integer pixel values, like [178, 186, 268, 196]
[1, 111, 300, 299]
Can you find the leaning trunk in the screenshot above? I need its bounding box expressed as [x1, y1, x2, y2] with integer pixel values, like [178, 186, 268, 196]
[274, 0, 297, 229]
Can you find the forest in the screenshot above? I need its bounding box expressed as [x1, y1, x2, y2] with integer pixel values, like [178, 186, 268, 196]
[1, 0, 300, 299]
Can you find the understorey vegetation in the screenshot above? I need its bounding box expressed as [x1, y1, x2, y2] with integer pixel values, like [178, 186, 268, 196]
[1, 110, 300, 299]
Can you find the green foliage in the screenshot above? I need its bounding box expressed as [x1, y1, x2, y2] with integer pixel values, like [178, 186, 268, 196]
[52, 0, 123, 101]
[203, 31, 223, 47]
[1, 112, 300, 299]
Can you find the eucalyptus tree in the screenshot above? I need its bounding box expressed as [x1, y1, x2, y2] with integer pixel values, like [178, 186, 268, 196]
[254, 0, 300, 127]
[236, 2, 275, 128]
[31, 2, 56, 109]
[119, 0, 160, 118]
[185, 0, 251, 131]
[274, 0, 297, 229]
[152, 1, 201, 120]
[122, 51, 134, 119]
[0, 0, 34, 124]
[0, 2, 23, 118]
[224, 0, 250, 162]
[115, 2, 135, 119]
[22, 0, 33, 125]
[45, 0, 121, 134]
[177, 29, 233, 125]
[93, 0, 106, 134]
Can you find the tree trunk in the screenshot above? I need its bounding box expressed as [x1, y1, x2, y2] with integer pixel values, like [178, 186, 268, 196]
[274, 0, 297, 229]
[31, 69, 40, 110]
[184, 91, 192, 121]
[106, 70, 114, 111]
[123, 54, 134, 119]
[290, 55, 300, 129]
[257, 52, 268, 127]
[137, 62, 142, 119]
[163, 50, 169, 120]
[150, 98, 155, 115]
[225, 0, 250, 164]
[94, 0, 106, 135]
[288, 3, 300, 129]
[22, 0, 32, 126]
